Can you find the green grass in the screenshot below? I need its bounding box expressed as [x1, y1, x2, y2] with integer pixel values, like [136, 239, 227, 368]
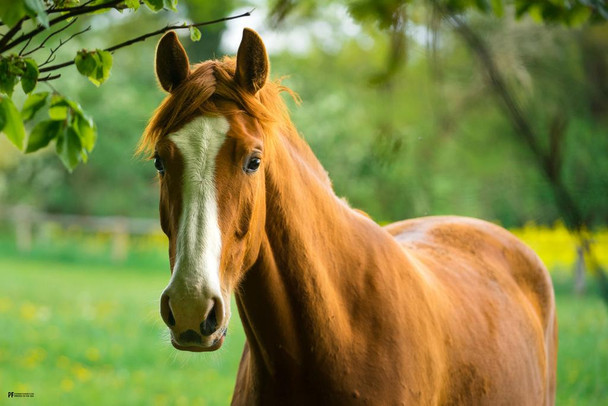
[0, 256, 246, 405]
[553, 279, 608, 405]
[1, 254, 607, 405]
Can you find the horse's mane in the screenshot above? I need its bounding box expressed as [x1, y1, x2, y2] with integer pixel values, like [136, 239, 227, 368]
[138, 56, 299, 157]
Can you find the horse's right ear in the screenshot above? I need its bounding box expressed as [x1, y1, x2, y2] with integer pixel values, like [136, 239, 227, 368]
[235, 28, 269, 94]
[155, 31, 190, 93]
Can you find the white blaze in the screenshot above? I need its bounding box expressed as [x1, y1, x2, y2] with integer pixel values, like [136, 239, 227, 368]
[167, 115, 229, 303]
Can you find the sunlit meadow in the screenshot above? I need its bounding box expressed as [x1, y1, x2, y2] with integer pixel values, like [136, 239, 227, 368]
[1, 223, 606, 404]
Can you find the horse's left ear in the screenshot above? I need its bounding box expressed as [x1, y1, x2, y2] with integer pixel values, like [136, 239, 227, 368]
[235, 28, 269, 94]
[155, 31, 190, 93]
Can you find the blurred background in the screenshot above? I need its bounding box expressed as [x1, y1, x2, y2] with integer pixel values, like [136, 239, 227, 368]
[1, 0, 607, 404]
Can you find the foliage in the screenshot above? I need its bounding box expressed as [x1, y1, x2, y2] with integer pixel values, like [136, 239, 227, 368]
[266, 14, 608, 227]
[0, 95, 26, 149]
[273, 0, 608, 27]
[74, 49, 113, 87]
[0, 1, 127, 171]
[0, 0, 247, 171]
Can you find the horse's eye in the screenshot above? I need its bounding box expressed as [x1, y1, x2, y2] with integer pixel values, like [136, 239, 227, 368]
[244, 156, 261, 174]
[154, 155, 165, 175]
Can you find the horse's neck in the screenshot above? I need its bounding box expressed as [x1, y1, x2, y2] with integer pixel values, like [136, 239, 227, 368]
[235, 130, 420, 384]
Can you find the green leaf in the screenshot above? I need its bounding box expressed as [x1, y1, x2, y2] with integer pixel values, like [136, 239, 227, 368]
[0, 100, 6, 132]
[143, 0, 164, 12]
[125, 0, 140, 10]
[26, 119, 60, 153]
[94, 50, 113, 85]
[0, 1, 27, 28]
[56, 124, 82, 171]
[474, 0, 491, 13]
[64, 98, 85, 116]
[0, 57, 18, 97]
[190, 26, 201, 42]
[540, 5, 562, 22]
[75, 50, 97, 77]
[49, 105, 68, 120]
[163, 0, 177, 12]
[74, 113, 97, 152]
[491, 0, 504, 17]
[24, 0, 49, 28]
[49, 94, 69, 120]
[566, 5, 592, 26]
[515, 1, 533, 18]
[0, 95, 26, 150]
[525, 4, 544, 23]
[76, 49, 113, 86]
[21, 91, 49, 121]
[21, 58, 38, 94]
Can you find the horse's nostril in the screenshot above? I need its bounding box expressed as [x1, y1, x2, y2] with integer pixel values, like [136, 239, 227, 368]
[167, 306, 175, 327]
[160, 293, 175, 327]
[200, 301, 219, 336]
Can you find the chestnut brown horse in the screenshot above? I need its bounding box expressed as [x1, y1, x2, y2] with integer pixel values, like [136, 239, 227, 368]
[140, 29, 557, 405]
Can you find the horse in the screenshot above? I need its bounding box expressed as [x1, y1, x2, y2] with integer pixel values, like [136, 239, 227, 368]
[140, 28, 557, 405]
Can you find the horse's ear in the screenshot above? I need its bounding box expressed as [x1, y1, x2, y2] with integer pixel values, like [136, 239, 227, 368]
[155, 31, 190, 93]
[235, 28, 269, 94]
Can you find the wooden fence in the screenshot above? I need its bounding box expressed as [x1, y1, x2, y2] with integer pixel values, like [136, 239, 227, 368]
[1, 205, 161, 261]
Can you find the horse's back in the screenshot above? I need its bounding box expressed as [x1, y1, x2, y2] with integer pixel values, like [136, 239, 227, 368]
[385, 216, 557, 405]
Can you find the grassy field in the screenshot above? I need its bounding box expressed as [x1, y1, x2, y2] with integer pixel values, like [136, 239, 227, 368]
[0, 256, 246, 405]
[1, 251, 607, 404]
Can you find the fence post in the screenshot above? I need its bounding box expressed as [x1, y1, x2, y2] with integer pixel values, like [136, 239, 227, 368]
[15, 206, 33, 253]
[112, 218, 129, 262]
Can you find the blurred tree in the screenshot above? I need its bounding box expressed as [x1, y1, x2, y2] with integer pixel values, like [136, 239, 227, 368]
[439, 8, 608, 299]
[270, 0, 608, 300]
[0, 0, 249, 171]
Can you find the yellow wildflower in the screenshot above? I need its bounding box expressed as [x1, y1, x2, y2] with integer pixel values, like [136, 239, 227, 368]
[60, 378, 74, 392]
[85, 347, 100, 362]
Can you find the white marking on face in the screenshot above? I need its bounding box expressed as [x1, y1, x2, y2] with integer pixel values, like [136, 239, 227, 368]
[167, 115, 229, 307]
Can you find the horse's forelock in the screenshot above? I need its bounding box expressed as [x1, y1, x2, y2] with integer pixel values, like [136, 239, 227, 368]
[138, 56, 297, 158]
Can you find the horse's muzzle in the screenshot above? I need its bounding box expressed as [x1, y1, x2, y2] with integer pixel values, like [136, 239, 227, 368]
[171, 327, 227, 352]
[160, 288, 227, 351]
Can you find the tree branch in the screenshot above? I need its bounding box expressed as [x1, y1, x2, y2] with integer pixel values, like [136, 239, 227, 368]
[0, 16, 28, 50]
[39, 9, 253, 73]
[446, 13, 585, 230]
[39, 25, 92, 68]
[21, 18, 79, 57]
[18, 35, 34, 56]
[105, 10, 254, 52]
[38, 73, 61, 81]
[45, 0, 97, 14]
[449, 17, 589, 238]
[1, 0, 123, 54]
[449, 16, 545, 160]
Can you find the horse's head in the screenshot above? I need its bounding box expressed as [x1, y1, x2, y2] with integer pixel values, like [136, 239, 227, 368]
[142, 29, 273, 352]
